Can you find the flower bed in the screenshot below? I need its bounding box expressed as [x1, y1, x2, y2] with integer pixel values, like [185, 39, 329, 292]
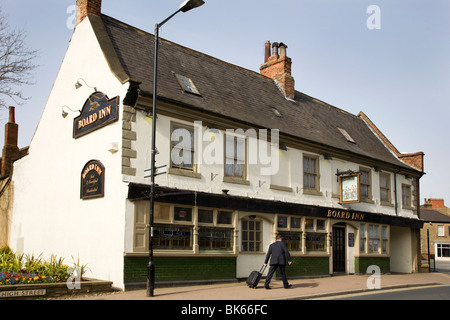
[0, 270, 54, 286]
[0, 246, 86, 287]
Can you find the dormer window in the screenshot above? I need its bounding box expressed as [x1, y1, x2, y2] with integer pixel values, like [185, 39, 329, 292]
[175, 74, 201, 95]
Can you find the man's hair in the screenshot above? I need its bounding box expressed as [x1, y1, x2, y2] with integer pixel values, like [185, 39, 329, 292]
[276, 234, 283, 240]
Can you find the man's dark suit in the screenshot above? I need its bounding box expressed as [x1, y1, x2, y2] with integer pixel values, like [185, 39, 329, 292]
[264, 240, 292, 289]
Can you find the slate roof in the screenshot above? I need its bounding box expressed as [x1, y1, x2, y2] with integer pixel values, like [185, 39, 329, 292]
[421, 209, 450, 223]
[99, 14, 420, 173]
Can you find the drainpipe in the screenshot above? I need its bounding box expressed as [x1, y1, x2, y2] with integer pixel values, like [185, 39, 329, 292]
[394, 170, 399, 216]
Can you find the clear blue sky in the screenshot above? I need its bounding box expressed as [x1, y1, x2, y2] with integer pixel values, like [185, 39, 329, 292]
[2, 0, 449, 205]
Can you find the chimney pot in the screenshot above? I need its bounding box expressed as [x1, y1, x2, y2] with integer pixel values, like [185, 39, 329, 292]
[8, 106, 15, 123]
[272, 42, 279, 56]
[279, 43, 288, 57]
[264, 41, 271, 63]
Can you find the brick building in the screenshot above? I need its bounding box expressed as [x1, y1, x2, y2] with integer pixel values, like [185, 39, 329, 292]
[421, 199, 450, 261]
[420, 208, 450, 261]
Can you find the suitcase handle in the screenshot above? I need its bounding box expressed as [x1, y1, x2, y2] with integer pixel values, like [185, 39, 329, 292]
[259, 264, 267, 273]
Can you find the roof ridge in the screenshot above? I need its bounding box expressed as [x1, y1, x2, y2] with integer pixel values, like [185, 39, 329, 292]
[100, 14, 270, 82]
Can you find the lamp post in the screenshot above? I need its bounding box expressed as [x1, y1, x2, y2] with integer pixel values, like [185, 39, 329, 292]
[147, 0, 205, 298]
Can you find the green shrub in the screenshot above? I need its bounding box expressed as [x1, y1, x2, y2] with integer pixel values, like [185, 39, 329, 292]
[0, 247, 88, 285]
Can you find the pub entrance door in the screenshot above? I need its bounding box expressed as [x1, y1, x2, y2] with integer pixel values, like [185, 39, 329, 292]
[332, 226, 346, 273]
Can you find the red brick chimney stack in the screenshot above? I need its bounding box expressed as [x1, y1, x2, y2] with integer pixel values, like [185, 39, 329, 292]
[260, 41, 295, 99]
[1, 107, 20, 177]
[76, 0, 102, 27]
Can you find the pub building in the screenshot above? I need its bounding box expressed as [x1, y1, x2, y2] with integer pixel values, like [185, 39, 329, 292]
[5, 0, 425, 290]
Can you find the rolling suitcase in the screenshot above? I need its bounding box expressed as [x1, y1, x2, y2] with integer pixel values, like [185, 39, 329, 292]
[246, 265, 266, 289]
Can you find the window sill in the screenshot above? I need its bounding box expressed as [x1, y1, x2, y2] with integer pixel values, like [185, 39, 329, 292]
[223, 176, 250, 185]
[380, 201, 394, 207]
[303, 189, 323, 197]
[270, 184, 293, 193]
[168, 168, 201, 179]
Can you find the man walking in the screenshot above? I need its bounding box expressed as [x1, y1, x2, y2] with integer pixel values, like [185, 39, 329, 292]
[264, 234, 293, 289]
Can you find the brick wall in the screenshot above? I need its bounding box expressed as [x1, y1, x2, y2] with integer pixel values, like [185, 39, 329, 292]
[421, 222, 450, 257]
[76, 0, 102, 26]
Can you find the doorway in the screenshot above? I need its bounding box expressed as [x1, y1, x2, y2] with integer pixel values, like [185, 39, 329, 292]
[333, 226, 346, 273]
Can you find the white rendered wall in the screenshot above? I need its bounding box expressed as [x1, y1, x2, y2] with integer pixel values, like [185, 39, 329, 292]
[10, 18, 129, 289]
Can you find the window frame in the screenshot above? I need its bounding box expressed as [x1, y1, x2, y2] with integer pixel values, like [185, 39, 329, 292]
[402, 184, 412, 209]
[241, 218, 262, 253]
[170, 122, 197, 173]
[224, 133, 247, 180]
[303, 154, 321, 195]
[379, 172, 392, 205]
[359, 167, 372, 202]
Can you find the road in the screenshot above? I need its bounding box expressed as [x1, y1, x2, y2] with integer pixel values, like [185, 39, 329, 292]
[328, 261, 450, 300]
[331, 284, 450, 300]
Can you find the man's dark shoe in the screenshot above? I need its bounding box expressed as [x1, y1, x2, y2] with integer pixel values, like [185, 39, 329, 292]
[284, 285, 293, 289]
[265, 287, 271, 290]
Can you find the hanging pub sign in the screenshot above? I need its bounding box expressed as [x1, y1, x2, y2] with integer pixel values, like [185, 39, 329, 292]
[73, 92, 119, 139]
[339, 174, 360, 204]
[81, 160, 105, 200]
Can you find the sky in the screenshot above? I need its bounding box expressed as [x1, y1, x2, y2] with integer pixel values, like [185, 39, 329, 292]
[1, 0, 449, 205]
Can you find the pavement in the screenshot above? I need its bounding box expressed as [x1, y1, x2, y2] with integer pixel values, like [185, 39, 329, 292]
[72, 271, 450, 300]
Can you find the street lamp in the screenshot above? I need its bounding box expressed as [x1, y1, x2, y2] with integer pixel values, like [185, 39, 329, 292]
[147, 0, 205, 298]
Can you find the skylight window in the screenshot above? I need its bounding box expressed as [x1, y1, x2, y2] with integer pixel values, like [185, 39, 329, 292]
[337, 127, 356, 144]
[175, 74, 201, 95]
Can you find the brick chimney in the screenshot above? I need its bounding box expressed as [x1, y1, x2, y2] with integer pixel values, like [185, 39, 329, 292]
[76, 0, 102, 27]
[424, 198, 447, 209]
[1, 107, 20, 177]
[260, 41, 295, 99]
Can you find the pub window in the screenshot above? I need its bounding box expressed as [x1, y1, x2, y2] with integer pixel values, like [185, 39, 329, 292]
[198, 209, 234, 251]
[154, 224, 193, 250]
[305, 219, 314, 230]
[305, 233, 327, 252]
[368, 224, 380, 253]
[154, 205, 194, 250]
[305, 218, 327, 252]
[360, 224, 366, 253]
[225, 134, 246, 179]
[359, 168, 372, 201]
[303, 155, 319, 191]
[171, 123, 196, 172]
[277, 215, 302, 251]
[241, 219, 261, 252]
[316, 219, 326, 231]
[402, 184, 412, 207]
[380, 173, 391, 204]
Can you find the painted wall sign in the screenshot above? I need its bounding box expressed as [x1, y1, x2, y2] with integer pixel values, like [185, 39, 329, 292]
[327, 209, 365, 222]
[73, 92, 119, 139]
[81, 160, 105, 200]
[340, 174, 360, 204]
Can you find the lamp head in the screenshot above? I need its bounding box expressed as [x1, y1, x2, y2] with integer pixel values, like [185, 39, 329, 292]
[179, 0, 205, 12]
[75, 80, 83, 90]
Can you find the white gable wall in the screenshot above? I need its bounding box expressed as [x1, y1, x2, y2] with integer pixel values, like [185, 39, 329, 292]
[9, 17, 129, 289]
